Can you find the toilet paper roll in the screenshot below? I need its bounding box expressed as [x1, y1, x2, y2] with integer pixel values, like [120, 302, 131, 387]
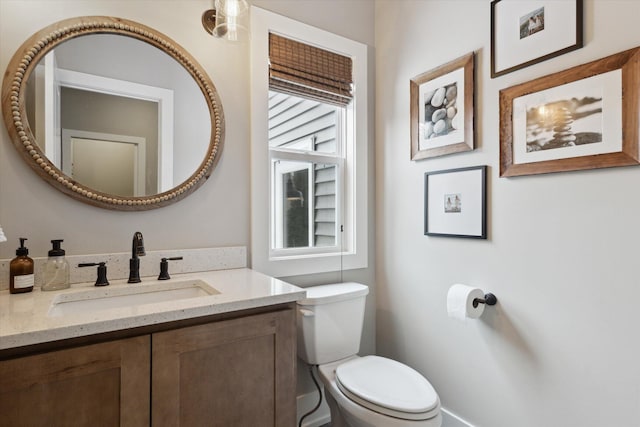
[447, 284, 485, 320]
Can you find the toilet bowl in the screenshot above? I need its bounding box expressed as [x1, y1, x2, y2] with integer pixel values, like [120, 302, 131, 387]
[297, 283, 442, 427]
[318, 356, 442, 427]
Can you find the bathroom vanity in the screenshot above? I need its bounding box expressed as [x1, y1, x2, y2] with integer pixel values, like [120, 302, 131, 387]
[0, 268, 305, 426]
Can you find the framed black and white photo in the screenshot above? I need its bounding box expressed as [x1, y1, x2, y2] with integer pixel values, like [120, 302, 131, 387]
[410, 52, 475, 160]
[491, 0, 583, 78]
[424, 166, 487, 239]
[500, 47, 640, 177]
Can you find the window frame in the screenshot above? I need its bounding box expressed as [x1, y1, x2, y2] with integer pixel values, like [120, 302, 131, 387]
[272, 158, 315, 250]
[250, 6, 368, 277]
[270, 147, 343, 256]
[269, 97, 345, 255]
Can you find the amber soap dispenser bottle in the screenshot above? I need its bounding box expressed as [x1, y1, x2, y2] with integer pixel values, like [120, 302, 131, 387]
[10, 237, 34, 294]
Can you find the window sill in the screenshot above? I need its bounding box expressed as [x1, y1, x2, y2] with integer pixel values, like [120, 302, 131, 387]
[253, 250, 367, 278]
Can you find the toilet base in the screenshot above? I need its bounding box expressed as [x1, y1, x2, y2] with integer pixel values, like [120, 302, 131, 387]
[323, 386, 349, 427]
[317, 358, 442, 427]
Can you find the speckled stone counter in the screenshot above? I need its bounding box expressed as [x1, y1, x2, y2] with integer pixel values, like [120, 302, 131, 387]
[0, 268, 305, 351]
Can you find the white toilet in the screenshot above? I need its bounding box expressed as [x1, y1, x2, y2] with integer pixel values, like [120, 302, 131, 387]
[297, 282, 442, 427]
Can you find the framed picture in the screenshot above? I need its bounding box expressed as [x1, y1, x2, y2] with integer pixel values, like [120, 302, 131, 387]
[424, 166, 487, 239]
[499, 47, 640, 177]
[410, 52, 475, 160]
[491, 0, 583, 78]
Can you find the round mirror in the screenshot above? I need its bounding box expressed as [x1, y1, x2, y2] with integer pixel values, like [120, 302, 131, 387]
[2, 16, 224, 210]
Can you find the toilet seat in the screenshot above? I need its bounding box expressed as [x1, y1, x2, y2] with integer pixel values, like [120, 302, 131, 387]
[335, 356, 440, 421]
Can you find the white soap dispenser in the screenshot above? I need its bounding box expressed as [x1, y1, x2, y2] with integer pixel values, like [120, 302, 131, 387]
[42, 239, 70, 291]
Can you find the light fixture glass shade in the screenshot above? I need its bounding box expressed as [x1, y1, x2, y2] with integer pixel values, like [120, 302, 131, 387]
[0, 225, 6, 243]
[205, 0, 249, 42]
[215, 0, 248, 18]
[211, 12, 249, 43]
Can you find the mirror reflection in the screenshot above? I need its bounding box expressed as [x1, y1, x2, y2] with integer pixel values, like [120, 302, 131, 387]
[25, 34, 210, 197]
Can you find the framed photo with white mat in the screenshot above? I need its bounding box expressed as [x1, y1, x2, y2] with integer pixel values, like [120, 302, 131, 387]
[424, 166, 487, 239]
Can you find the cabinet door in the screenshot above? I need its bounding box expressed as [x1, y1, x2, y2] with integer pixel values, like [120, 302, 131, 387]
[152, 309, 296, 427]
[0, 335, 150, 427]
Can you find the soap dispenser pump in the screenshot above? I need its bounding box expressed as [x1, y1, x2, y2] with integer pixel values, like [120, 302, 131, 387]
[42, 239, 70, 291]
[10, 238, 34, 294]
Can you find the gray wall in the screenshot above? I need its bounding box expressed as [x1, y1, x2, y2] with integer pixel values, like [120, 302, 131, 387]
[375, 1, 640, 426]
[6, 1, 639, 426]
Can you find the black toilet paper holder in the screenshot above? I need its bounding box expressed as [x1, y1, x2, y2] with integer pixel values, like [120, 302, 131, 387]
[472, 293, 497, 308]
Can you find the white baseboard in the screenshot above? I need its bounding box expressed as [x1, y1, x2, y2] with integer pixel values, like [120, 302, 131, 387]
[297, 394, 472, 427]
[297, 389, 331, 427]
[441, 407, 475, 427]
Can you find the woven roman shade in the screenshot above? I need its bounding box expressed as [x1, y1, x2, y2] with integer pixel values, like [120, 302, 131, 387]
[269, 33, 353, 106]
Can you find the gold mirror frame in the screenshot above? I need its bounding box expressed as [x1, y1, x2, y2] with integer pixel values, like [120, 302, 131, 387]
[1, 16, 224, 210]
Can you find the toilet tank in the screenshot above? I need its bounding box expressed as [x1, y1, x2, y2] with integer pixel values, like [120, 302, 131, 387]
[297, 282, 369, 365]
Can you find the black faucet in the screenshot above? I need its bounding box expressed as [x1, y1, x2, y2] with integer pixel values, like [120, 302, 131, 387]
[128, 231, 146, 283]
[158, 257, 183, 280]
[79, 262, 110, 287]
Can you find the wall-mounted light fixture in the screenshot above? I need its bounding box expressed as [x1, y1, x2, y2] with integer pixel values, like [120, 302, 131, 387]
[0, 225, 6, 243]
[202, 0, 249, 42]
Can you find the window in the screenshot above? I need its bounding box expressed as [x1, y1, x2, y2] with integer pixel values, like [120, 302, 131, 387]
[269, 91, 342, 254]
[251, 7, 368, 277]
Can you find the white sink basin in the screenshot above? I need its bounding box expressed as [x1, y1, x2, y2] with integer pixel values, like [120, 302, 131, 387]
[48, 279, 219, 317]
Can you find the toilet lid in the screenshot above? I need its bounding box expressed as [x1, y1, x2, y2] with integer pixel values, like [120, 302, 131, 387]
[335, 356, 440, 421]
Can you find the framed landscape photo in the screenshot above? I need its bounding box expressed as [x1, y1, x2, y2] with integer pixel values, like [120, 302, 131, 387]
[499, 47, 640, 177]
[410, 52, 475, 160]
[491, 0, 583, 78]
[424, 166, 487, 239]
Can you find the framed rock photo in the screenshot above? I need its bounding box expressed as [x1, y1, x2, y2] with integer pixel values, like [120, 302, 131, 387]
[410, 52, 475, 161]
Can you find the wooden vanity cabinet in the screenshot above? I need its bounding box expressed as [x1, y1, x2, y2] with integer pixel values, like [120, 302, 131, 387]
[152, 308, 296, 427]
[0, 335, 150, 427]
[0, 305, 296, 427]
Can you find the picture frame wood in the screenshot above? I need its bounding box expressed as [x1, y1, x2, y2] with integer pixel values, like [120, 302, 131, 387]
[491, 0, 583, 78]
[424, 166, 487, 239]
[410, 52, 475, 160]
[499, 47, 640, 177]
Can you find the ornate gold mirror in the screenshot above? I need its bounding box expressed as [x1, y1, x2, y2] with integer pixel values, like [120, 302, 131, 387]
[1, 16, 224, 210]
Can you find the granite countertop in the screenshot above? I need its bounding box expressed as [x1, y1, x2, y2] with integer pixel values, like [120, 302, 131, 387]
[0, 268, 305, 351]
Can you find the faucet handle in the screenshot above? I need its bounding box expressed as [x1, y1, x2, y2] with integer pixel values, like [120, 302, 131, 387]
[78, 262, 109, 287]
[158, 257, 183, 280]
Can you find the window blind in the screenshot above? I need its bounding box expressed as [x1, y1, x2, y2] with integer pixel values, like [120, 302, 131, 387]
[269, 33, 353, 106]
